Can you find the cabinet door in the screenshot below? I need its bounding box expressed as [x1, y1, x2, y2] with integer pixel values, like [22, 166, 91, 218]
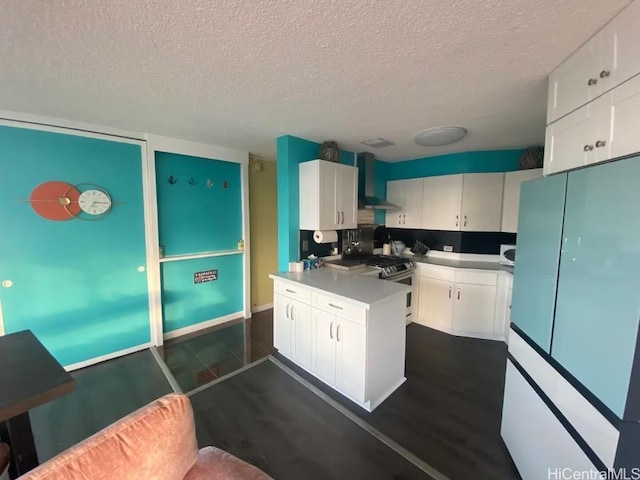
[547, 33, 603, 123]
[402, 178, 424, 228]
[501, 169, 543, 233]
[338, 164, 358, 229]
[543, 104, 598, 175]
[273, 293, 292, 358]
[417, 277, 454, 330]
[321, 162, 340, 230]
[291, 300, 312, 370]
[461, 173, 504, 232]
[552, 158, 640, 419]
[511, 175, 567, 353]
[311, 309, 337, 385]
[453, 283, 497, 336]
[422, 174, 463, 231]
[335, 316, 366, 402]
[601, 0, 640, 93]
[607, 74, 640, 161]
[385, 180, 404, 227]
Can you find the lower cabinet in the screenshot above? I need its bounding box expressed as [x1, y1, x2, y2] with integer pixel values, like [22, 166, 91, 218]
[274, 291, 312, 371]
[416, 264, 508, 341]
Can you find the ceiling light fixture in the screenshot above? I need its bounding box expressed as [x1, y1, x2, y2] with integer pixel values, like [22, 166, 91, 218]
[414, 127, 467, 147]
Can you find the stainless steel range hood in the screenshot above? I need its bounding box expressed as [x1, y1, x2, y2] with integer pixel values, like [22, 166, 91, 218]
[357, 152, 398, 210]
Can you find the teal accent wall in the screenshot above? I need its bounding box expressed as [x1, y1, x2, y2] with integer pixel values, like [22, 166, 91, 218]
[156, 152, 241, 256]
[510, 174, 567, 352]
[385, 149, 525, 181]
[552, 157, 640, 417]
[0, 125, 150, 366]
[161, 255, 243, 332]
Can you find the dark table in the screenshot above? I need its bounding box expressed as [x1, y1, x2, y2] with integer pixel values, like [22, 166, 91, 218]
[0, 330, 75, 478]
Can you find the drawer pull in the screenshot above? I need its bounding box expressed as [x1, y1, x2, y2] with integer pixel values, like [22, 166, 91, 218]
[457, 288, 461, 300]
[337, 324, 341, 342]
[291, 305, 295, 320]
[330, 321, 334, 339]
[328, 303, 343, 310]
[448, 287, 452, 299]
[285, 288, 296, 294]
[286, 303, 290, 318]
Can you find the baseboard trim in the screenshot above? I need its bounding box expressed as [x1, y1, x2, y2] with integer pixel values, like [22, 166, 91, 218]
[251, 303, 273, 314]
[163, 311, 244, 340]
[64, 343, 152, 371]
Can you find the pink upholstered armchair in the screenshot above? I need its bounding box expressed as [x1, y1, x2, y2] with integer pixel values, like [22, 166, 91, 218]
[18, 393, 271, 480]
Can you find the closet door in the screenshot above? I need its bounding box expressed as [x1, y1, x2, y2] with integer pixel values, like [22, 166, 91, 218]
[0, 124, 150, 367]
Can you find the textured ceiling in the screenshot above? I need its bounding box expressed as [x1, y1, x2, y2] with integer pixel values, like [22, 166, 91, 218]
[0, 0, 631, 161]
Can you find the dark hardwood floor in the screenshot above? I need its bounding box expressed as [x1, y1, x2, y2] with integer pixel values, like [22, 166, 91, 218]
[276, 322, 520, 480]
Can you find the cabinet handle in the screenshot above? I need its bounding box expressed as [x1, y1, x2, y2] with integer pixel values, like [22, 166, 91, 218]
[403, 213, 406, 225]
[455, 215, 459, 227]
[595, 140, 607, 148]
[583, 144, 594, 152]
[286, 303, 290, 319]
[291, 305, 295, 320]
[328, 302, 343, 310]
[463, 215, 467, 227]
[337, 324, 341, 342]
[587, 78, 598, 86]
[599, 70, 611, 79]
[448, 287, 452, 299]
[457, 288, 461, 300]
[330, 321, 334, 339]
[341, 211, 344, 224]
[285, 288, 296, 294]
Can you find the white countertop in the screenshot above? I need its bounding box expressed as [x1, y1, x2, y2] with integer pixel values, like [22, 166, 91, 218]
[269, 268, 410, 308]
[406, 254, 514, 274]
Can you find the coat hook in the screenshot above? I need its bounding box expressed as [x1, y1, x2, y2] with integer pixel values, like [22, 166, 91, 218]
[168, 176, 178, 185]
[223, 181, 229, 189]
[206, 179, 214, 188]
[188, 177, 197, 186]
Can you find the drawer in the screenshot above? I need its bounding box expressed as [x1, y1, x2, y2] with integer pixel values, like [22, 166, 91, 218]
[455, 270, 498, 286]
[418, 263, 455, 282]
[275, 281, 312, 304]
[312, 293, 366, 326]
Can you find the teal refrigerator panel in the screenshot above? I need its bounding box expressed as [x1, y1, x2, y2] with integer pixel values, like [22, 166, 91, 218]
[0, 126, 150, 366]
[511, 174, 567, 352]
[552, 157, 640, 418]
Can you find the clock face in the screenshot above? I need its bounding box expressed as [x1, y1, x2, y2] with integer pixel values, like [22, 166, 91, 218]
[78, 189, 112, 216]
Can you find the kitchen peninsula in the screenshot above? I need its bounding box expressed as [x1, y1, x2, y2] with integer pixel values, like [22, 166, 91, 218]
[269, 268, 410, 412]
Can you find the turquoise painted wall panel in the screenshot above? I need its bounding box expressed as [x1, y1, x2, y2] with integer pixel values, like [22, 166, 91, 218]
[510, 174, 567, 352]
[552, 157, 640, 417]
[155, 152, 241, 256]
[0, 125, 149, 366]
[161, 255, 243, 332]
[386, 149, 524, 181]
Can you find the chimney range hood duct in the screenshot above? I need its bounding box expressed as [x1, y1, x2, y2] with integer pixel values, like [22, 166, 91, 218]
[357, 152, 399, 210]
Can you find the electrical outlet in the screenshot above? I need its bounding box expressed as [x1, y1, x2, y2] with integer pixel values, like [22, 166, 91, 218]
[443, 245, 453, 252]
[302, 240, 309, 251]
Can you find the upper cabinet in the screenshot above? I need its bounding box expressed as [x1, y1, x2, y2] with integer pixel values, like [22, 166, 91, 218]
[422, 173, 504, 232]
[547, 1, 640, 124]
[501, 169, 543, 233]
[385, 178, 423, 229]
[299, 160, 357, 231]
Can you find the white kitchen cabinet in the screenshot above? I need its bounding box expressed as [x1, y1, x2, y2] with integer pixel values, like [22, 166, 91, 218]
[421, 173, 504, 232]
[501, 169, 543, 233]
[452, 283, 497, 337]
[335, 316, 366, 401]
[274, 293, 292, 357]
[601, 0, 640, 95]
[422, 174, 463, 230]
[608, 74, 640, 160]
[311, 308, 337, 385]
[417, 277, 454, 330]
[385, 178, 423, 228]
[274, 287, 313, 371]
[299, 159, 357, 231]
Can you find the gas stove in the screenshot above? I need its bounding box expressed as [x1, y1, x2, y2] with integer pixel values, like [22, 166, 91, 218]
[365, 255, 416, 280]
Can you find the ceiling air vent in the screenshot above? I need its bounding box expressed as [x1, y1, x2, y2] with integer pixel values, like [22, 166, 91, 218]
[360, 137, 394, 148]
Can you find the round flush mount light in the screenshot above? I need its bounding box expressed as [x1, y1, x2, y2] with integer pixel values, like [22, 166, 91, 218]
[414, 126, 467, 147]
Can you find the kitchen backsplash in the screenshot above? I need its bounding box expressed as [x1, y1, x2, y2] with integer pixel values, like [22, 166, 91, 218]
[299, 230, 343, 259]
[384, 228, 516, 255]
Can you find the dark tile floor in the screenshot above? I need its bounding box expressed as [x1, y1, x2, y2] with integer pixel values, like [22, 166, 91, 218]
[158, 310, 275, 392]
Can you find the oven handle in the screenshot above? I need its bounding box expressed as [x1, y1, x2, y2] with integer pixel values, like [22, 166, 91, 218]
[386, 270, 414, 282]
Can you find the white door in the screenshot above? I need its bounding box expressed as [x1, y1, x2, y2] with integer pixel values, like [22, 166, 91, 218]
[453, 283, 497, 336]
[335, 316, 366, 403]
[291, 300, 312, 370]
[543, 104, 598, 175]
[607, 74, 640, 161]
[311, 309, 337, 385]
[338, 164, 358, 229]
[422, 174, 463, 231]
[385, 180, 404, 227]
[501, 169, 543, 233]
[461, 173, 504, 232]
[402, 178, 424, 228]
[547, 32, 603, 123]
[601, 0, 640, 93]
[417, 277, 454, 330]
[273, 293, 292, 358]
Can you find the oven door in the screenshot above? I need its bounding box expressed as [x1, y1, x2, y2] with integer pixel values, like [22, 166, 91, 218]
[386, 270, 414, 324]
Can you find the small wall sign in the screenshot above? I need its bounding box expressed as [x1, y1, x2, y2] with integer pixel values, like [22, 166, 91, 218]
[194, 269, 218, 284]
